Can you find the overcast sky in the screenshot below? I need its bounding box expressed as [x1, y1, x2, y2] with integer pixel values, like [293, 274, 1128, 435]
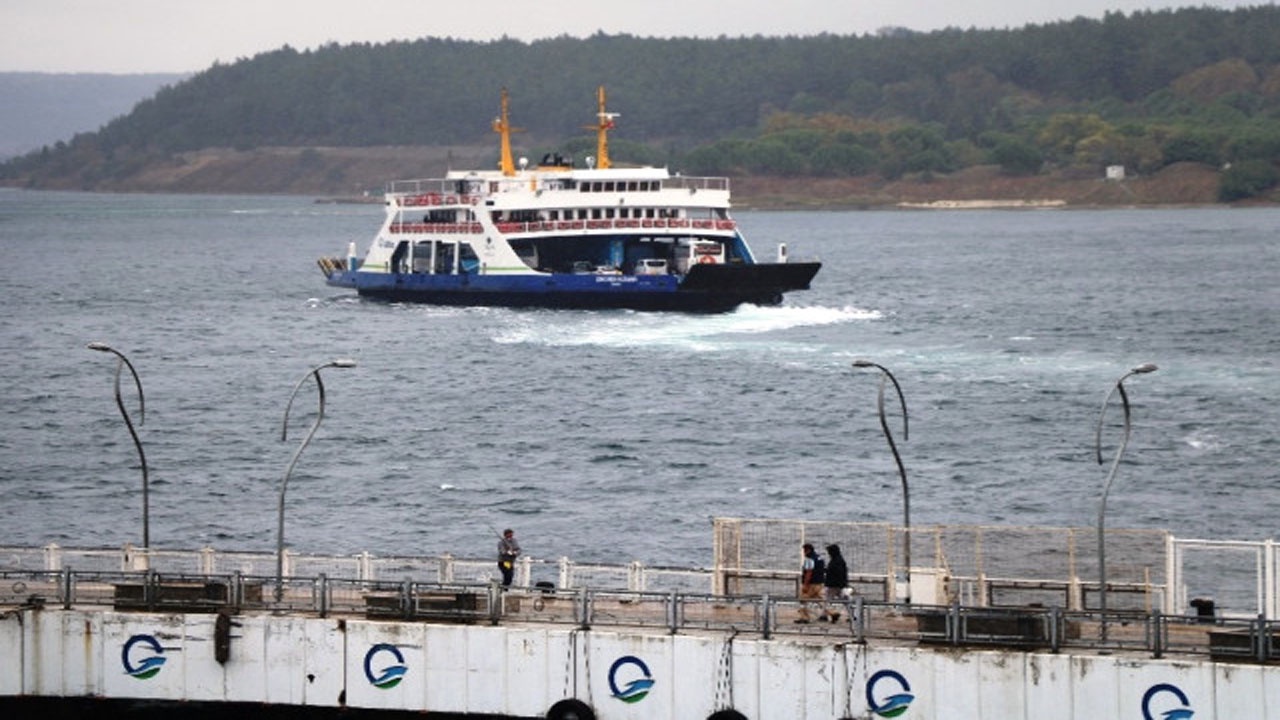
[3, 0, 1272, 73]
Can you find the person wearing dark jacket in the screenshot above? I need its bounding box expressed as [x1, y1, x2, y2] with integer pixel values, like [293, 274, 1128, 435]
[497, 528, 520, 587]
[822, 543, 850, 622]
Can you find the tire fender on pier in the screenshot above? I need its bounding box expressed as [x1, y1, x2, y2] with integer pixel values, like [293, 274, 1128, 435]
[546, 698, 595, 720]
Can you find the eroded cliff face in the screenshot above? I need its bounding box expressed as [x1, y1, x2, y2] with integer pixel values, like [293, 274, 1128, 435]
[5, 145, 493, 196]
[5, 146, 1264, 208]
[731, 162, 1240, 209]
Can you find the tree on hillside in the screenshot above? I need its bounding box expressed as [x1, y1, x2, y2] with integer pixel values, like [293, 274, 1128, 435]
[5, 5, 1280, 189]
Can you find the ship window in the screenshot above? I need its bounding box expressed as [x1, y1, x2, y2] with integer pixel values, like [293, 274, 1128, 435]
[591, 208, 602, 219]
[412, 241, 434, 273]
[434, 242, 456, 274]
[459, 243, 480, 273]
[605, 208, 615, 219]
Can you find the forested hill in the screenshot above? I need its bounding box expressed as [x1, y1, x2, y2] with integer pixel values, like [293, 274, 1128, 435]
[4, 5, 1280, 201]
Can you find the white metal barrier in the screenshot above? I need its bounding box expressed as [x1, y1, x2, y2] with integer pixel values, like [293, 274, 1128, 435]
[4, 525, 1276, 619]
[0, 544, 713, 596]
[712, 519, 1278, 620]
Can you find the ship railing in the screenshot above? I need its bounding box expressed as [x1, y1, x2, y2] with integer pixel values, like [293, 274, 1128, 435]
[386, 178, 454, 197]
[385, 175, 730, 197]
[389, 221, 483, 234]
[5, 568, 1277, 662]
[662, 175, 730, 192]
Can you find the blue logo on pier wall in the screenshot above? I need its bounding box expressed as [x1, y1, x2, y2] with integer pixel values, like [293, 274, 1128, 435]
[364, 643, 408, 689]
[866, 669, 915, 718]
[1143, 683, 1194, 720]
[121, 634, 167, 680]
[608, 655, 655, 703]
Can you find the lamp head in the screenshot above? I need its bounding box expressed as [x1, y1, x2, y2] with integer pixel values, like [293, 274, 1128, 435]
[86, 342, 112, 352]
[1132, 363, 1158, 374]
[851, 360, 875, 369]
[330, 359, 357, 369]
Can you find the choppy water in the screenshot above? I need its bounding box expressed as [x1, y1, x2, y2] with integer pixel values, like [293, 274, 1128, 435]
[1, 189, 1276, 567]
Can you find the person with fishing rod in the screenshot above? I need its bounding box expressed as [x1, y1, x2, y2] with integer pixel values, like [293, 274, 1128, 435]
[496, 528, 521, 588]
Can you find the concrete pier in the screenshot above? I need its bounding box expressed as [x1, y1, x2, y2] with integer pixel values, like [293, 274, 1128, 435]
[3, 523, 1279, 718]
[2, 601, 1279, 719]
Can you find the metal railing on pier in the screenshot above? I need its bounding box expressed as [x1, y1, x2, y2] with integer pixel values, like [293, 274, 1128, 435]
[3, 524, 1278, 621]
[0, 544, 716, 595]
[712, 518, 1280, 620]
[2, 566, 1277, 665]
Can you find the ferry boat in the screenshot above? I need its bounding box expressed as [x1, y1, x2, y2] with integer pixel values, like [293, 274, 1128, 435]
[318, 88, 821, 312]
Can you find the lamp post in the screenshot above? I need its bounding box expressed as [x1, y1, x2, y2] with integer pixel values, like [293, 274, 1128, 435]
[86, 342, 150, 549]
[276, 359, 356, 600]
[1094, 362, 1158, 636]
[852, 359, 911, 603]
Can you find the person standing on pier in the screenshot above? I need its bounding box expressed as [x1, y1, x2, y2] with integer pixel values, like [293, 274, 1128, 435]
[823, 543, 849, 622]
[795, 543, 825, 623]
[497, 528, 521, 588]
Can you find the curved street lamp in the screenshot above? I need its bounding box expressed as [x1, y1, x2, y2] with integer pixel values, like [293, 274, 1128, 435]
[87, 342, 150, 549]
[1094, 362, 1158, 634]
[852, 359, 911, 603]
[276, 359, 357, 600]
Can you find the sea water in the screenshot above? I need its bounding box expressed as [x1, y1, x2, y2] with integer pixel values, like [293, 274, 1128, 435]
[0, 189, 1276, 569]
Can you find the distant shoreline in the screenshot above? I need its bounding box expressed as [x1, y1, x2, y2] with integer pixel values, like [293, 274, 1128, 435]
[4, 146, 1277, 208]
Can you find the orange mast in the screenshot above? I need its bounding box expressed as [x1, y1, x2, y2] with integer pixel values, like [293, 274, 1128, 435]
[492, 88, 522, 176]
[592, 85, 618, 170]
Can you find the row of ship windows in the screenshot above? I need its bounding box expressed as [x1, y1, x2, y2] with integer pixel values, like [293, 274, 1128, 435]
[575, 180, 660, 192]
[498, 206, 717, 222]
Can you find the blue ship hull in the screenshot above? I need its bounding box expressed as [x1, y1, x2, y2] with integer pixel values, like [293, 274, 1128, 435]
[326, 262, 821, 312]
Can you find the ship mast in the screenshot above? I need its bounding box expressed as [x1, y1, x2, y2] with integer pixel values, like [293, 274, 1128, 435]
[593, 85, 618, 170]
[492, 88, 521, 176]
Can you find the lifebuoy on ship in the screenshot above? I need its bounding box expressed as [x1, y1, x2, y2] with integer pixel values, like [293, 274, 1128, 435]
[699, 255, 716, 264]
